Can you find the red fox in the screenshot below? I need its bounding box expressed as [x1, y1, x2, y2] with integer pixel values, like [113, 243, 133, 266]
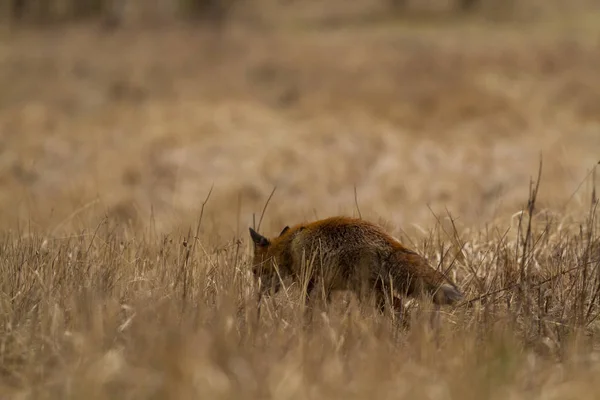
[249, 216, 463, 315]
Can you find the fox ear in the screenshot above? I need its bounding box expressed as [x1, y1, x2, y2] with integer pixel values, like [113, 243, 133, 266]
[249, 227, 270, 247]
[279, 226, 290, 237]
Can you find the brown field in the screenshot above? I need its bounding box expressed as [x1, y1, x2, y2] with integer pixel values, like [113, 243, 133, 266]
[1, 1, 600, 398]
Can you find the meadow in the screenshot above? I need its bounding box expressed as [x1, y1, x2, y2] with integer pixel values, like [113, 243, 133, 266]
[1, 1, 600, 398]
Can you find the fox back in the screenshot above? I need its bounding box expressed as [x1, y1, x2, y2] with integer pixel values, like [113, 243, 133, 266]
[249, 216, 463, 308]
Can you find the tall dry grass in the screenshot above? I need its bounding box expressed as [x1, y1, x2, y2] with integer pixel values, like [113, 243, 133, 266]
[2, 2, 600, 398]
[1, 165, 600, 399]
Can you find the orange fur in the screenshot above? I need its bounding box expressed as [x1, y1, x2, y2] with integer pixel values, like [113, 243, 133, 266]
[249, 216, 463, 314]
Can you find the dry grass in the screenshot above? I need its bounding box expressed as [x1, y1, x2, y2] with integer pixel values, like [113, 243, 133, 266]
[2, 171, 600, 399]
[2, 3, 600, 398]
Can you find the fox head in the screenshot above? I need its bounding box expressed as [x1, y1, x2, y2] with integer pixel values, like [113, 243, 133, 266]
[249, 226, 290, 296]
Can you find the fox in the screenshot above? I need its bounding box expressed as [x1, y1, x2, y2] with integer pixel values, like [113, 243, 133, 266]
[249, 216, 463, 316]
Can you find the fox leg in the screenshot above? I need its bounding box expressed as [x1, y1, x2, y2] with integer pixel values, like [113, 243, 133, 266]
[300, 278, 334, 327]
[372, 278, 405, 322]
[375, 290, 387, 314]
[374, 291, 402, 315]
[305, 278, 315, 303]
[306, 278, 333, 307]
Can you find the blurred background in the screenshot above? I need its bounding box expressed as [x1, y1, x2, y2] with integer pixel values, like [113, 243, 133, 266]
[0, 0, 599, 239]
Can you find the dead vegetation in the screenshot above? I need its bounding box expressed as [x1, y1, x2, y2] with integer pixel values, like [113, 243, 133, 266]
[1, 166, 600, 399]
[1, 0, 600, 398]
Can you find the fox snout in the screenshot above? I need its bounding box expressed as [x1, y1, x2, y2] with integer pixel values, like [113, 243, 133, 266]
[252, 266, 281, 297]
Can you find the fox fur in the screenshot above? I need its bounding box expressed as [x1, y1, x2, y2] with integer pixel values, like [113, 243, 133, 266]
[249, 216, 463, 314]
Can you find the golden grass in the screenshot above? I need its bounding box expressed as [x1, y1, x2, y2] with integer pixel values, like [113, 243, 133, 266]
[1, 172, 600, 399]
[1, 6, 600, 398]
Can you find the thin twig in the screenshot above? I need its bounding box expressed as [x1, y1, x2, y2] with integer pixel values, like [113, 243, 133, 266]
[562, 161, 598, 211]
[257, 186, 277, 233]
[192, 184, 214, 252]
[354, 185, 362, 220]
[458, 263, 589, 308]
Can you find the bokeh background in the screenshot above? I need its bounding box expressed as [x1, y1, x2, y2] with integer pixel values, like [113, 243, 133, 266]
[1, 0, 599, 238]
[3, 2, 600, 399]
